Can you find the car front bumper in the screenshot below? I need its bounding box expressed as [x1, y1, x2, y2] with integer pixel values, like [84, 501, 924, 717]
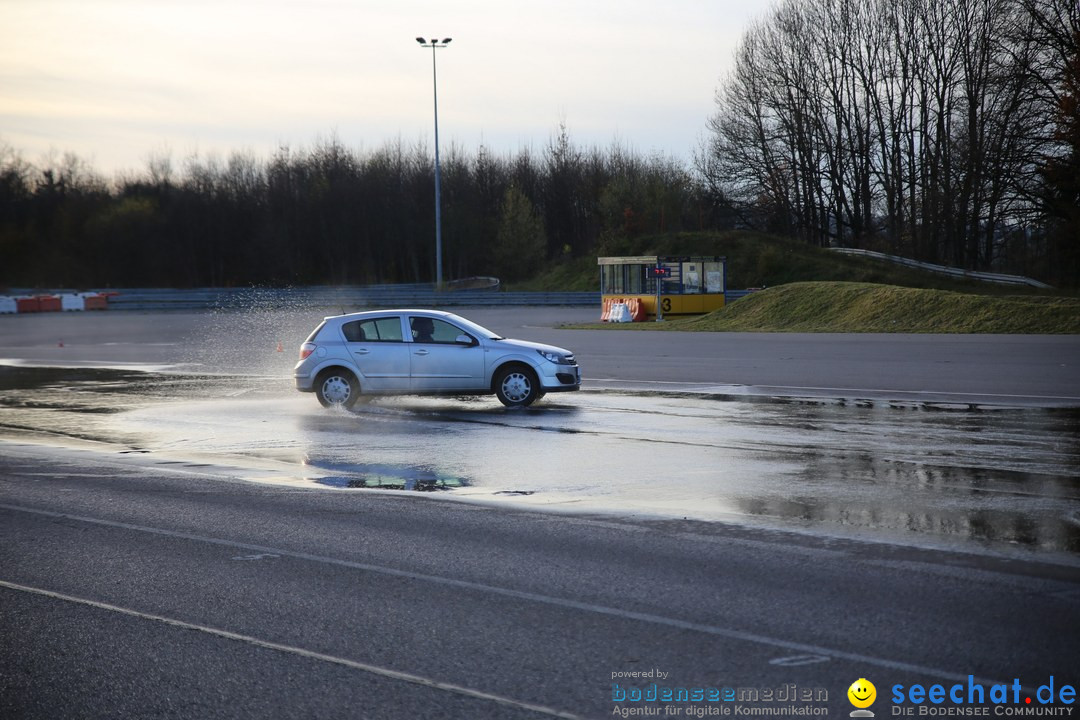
[539, 364, 581, 392]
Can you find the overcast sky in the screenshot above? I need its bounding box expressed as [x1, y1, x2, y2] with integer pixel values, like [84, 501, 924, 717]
[1, 0, 769, 177]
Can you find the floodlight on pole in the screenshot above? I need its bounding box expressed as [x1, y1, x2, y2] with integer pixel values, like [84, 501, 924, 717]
[416, 36, 452, 289]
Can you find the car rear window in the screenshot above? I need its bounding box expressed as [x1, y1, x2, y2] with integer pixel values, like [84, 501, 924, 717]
[342, 317, 403, 342]
[305, 321, 327, 343]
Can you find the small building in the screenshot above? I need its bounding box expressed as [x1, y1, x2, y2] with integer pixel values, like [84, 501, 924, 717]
[598, 255, 726, 318]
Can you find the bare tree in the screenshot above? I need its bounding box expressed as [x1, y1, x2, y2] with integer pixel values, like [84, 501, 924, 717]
[702, 0, 1069, 279]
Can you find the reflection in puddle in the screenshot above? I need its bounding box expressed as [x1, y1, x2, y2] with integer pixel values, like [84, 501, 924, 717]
[304, 458, 469, 491]
[305, 393, 1080, 553]
[763, 453, 1080, 551]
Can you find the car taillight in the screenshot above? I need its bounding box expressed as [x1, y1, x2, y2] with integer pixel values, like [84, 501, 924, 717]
[299, 342, 316, 360]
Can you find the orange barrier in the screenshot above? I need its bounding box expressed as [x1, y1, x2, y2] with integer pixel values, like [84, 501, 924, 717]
[83, 294, 108, 310]
[601, 298, 619, 321]
[4, 292, 113, 312]
[36, 295, 62, 312]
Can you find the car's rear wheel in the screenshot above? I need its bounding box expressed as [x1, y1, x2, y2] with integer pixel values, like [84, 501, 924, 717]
[495, 365, 539, 408]
[315, 369, 360, 409]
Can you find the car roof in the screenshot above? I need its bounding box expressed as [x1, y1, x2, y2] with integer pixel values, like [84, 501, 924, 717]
[322, 309, 455, 323]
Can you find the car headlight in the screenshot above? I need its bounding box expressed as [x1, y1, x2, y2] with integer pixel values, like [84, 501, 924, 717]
[537, 349, 569, 365]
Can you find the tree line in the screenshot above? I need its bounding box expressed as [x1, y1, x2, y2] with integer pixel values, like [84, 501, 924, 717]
[2, 0, 1077, 289]
[0, 127, 728, 289]
[698, 0, 1078, 286]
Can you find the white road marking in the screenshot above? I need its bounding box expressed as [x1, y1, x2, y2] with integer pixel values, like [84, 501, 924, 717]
[768, 655, 831, 666]
[0, 579, 585, 720]
[2, 502, 1023, 691]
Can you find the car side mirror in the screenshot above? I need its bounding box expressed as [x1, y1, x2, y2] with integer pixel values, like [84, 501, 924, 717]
[455, 334, 476, 346]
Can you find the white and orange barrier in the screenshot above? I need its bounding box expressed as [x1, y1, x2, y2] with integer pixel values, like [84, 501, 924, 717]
[0, 292, 113, 313]
[600, 297, 647, 322]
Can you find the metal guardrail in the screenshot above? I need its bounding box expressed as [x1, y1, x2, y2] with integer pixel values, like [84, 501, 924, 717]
[7, 286, 756, 312]
[10, 287, 599, 312]
[829, 248, 1053, 288]
[724, 289, 754, 302]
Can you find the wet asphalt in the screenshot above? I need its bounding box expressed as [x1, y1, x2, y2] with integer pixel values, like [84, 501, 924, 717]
[1, 308, 1079, 718]
[2, 307, 1080, 404]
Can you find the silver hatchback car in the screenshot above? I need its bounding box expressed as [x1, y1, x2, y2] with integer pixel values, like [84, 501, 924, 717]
[294, 309, 581, 408]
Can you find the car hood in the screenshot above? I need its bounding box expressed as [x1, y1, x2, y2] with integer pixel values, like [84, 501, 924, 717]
[495, 338, 574, 356]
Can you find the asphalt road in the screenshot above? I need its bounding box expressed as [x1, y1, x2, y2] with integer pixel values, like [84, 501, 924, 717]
[1, 308, 1079, 718]
[2, 307, 1079, 404]
[2, 443, 1078, 719]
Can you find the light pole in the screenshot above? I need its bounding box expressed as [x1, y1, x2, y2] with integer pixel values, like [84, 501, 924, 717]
[416, 36, 451, 289]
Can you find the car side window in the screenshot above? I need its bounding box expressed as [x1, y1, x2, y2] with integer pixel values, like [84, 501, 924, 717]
[410, 317, 470, 344]
[342, 318, 403, 342]
[371, 317, 403, 341]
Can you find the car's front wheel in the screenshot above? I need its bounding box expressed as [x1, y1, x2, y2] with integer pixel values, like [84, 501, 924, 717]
[315, 369, 360, 409]
[494, 365, 539, 408]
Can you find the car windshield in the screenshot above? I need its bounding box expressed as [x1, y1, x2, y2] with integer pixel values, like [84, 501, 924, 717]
[445, 313, 503, 340]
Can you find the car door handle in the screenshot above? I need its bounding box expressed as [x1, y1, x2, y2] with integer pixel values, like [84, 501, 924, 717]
[413, 349, 430, 356]
[354, 349, 371, 355]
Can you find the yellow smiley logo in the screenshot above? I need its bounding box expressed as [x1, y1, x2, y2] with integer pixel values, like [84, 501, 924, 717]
[848, 678, 876, 709]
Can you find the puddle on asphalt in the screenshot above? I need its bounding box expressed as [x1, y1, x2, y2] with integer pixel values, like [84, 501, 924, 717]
[303, 458, 469, 491]
[2, 365, 1078, 554]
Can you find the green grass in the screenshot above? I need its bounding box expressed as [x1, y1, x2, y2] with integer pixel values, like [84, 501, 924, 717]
[578, 282, 1080, 334]
[510, 255, 600, 291]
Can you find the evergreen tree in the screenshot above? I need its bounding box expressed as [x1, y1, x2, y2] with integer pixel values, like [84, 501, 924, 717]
[494, 184, 546, 282]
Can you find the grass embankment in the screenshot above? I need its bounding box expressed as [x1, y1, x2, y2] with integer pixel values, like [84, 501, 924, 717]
[597, 282, 1080, 334]
[514, 230, 1061, 295]
[519, 230, 1077, 332]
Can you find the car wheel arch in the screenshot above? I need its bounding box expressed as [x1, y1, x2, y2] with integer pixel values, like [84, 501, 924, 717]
[309, 359, 365, 381]
[489, 360, 536, 391]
